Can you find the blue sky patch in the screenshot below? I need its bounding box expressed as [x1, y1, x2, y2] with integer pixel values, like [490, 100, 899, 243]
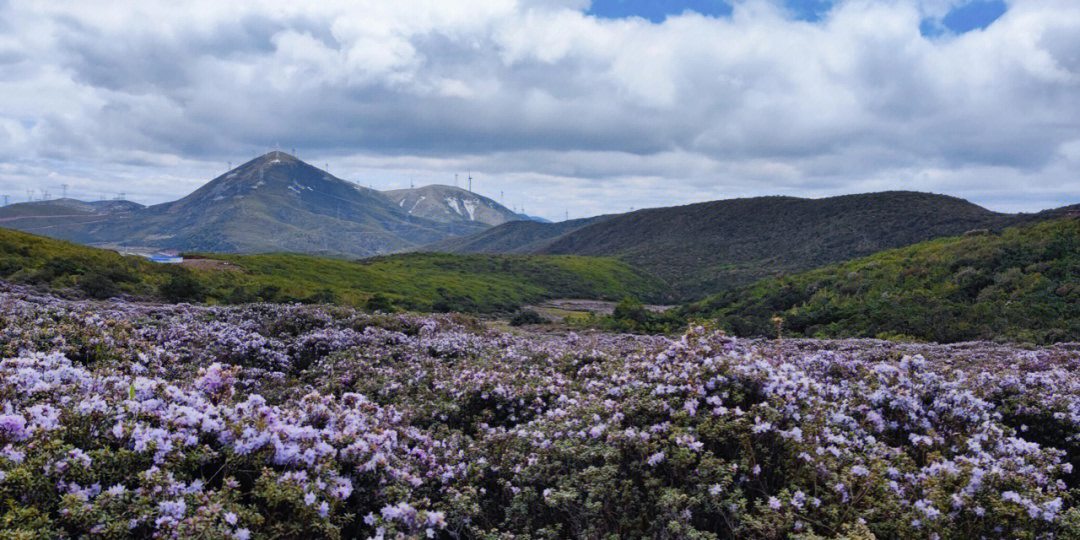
[587, 0, 732, 23]
[782, 0, 834, 23]
[922, 0, 1008, 37]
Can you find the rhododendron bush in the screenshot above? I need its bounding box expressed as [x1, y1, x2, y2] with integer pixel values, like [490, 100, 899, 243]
[2, 284, 1080, 538]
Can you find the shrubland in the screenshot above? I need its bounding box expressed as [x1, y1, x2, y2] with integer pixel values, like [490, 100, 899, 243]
[679, 217, 1080, 344]
[3, 287, 1080, 538]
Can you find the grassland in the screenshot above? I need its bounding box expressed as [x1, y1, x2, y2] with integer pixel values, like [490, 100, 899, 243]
[0, 228, 668, 313]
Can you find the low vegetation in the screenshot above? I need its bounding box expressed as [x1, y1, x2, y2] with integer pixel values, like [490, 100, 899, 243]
[686, 216, 1080, 344]
[0, 228, 668, 313]
[2, 290, 1079, 538]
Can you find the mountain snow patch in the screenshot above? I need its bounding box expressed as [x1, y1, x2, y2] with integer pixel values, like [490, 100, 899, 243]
[409, 196, 426, 214]
[445, 197, 464, 215]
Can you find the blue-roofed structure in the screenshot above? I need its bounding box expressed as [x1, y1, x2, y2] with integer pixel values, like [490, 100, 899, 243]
[147, 254, 184, 264]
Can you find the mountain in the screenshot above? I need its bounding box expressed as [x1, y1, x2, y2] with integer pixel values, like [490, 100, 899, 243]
[431, 191, 1075, 300]
[682, 215, 1080, 344]
[2, 152, 489, 257]
[382, 184, 522, 226]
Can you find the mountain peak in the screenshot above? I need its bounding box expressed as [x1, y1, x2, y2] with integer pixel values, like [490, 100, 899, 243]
[249, 150, 301, 168]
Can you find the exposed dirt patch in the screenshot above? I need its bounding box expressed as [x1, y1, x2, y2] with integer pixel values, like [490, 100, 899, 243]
[180, 258, 244, 272]
[521, 299, 673, 323]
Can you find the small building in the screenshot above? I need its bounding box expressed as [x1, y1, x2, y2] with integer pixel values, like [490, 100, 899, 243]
[147, 254, 184, 264]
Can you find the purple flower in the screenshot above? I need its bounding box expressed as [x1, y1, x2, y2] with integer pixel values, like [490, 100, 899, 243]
[647, 452, 665, 466]
[0, 414, 27, 441]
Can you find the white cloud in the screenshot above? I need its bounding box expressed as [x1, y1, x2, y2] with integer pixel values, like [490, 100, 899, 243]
[0, 0, 1077, 220]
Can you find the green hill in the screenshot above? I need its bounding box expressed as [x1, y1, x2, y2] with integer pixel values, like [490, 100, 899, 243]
[684, 216, 1080, 344]
[433, 191, 1076, 300]
[0, 228, 668, 313]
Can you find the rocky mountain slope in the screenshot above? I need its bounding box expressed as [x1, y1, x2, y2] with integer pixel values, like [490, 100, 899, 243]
[1, 153, 489, 257]
[382, 184, 522, 226]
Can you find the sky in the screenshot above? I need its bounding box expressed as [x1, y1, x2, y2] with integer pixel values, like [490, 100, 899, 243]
[1, 0, 1078, 221]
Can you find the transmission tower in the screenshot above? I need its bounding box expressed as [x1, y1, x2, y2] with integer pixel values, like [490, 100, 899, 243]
[61, 184, 68, 199]
[2, 195, 8, 206]
[42, 190, 51, 200]
[117, 191, 126, 201]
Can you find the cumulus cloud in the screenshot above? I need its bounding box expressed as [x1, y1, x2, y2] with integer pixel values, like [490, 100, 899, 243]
[0, 0, 1078, 217]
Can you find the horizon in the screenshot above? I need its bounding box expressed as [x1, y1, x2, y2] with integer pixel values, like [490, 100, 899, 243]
[7, 149, 1074, 220]
[2, 0, 1079, 220]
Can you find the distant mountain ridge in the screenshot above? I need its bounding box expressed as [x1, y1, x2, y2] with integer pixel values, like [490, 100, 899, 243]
[428, 191, 1078, 300]
[0, 198, 144, 236]
[0, 198, 144, 220]
[0, 153, 500, 257]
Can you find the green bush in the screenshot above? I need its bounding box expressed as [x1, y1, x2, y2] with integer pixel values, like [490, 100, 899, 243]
[159, 272, 207, 303]
[78, 271, 119, 299]
[365, 293, 395, 313]
[509, 309, 548, 326]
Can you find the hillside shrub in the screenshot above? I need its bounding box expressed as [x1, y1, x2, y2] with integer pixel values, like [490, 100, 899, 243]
[509, 309, 548, 326]
[159, 271, 206, 303]
[78, 271, 119, 299]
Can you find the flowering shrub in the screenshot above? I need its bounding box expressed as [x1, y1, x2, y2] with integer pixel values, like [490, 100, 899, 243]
[2, 284, 1080, 538]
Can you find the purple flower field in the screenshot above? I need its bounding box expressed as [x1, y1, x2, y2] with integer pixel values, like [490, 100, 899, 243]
[2, 284, 1080, 538]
